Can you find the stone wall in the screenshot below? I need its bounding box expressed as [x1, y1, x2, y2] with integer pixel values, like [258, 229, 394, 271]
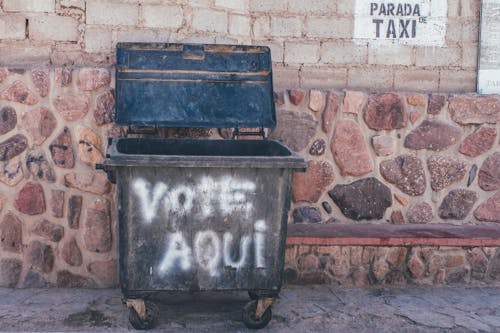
[279, 89, 499, 226]
[0, 67, 117, 287]
[285, 245, 500, 286]
[0, 0, 480, 92]
[0, 67, 498, 288]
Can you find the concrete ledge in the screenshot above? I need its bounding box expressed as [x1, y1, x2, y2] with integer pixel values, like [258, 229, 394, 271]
[286, 224, 500, 247]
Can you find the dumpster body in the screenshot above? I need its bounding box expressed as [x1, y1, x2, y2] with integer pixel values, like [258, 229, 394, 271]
[102, 43, 306, 329]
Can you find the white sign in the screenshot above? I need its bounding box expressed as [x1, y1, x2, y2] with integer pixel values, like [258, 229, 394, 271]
[354, 0, 447, 45]
[478, 0, 500, 94]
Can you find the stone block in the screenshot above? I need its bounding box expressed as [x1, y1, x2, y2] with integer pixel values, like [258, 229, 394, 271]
[305, 16, 352, 38]
[229, 14, 250, 36]
[0, 15, 26, 40]
[3, 0, 54, 12]
[321, 41, 367, 65]
[416, 46, 461, 67]
[252, 16, 269, 38]
[142, 4, 183, 29]
[192, 8, 227, 33]
[292, 160, 334, 203]
[348, 67, 393, 91]
[285, 42, 320, 64]
[29, 15, 79, 41]
[368, 44, 413, 66]
[271, 16, 301, 37]
[288, 0, 334, 13]
[86, 0, 138, 25]
[299, 67, 346, 89]
[394, 69, 439, 92]
[0, 44, 51, 66]
[84, 27, 112, 53]
[439, 70, 477, 93]
[84, 198, 112, 253]
[215, 0, 246, 10]
[249, 0, 285, 12]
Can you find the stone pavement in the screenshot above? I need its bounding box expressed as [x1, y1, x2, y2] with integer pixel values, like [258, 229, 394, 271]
[1, 284, 500, 332]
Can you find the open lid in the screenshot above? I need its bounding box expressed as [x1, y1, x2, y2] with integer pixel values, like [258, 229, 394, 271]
[115, 43, 276, 128]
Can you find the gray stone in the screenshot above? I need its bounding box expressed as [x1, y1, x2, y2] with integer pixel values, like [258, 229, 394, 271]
[0, 134, 28, 161]
[0, 258, 22, 287]
[26, 149, 56, 183]
[293, 206, 322, 224]
[328, 178, 392, 220]
[439, 189, 478, 220]
[0, 106, 17, 135]
[269, 109, 318, 152]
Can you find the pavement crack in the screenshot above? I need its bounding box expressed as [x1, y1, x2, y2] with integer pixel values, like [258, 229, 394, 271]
[328, 287, 346, 306]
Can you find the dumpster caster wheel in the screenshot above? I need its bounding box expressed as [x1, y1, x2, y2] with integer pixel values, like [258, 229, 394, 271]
[128, 300, 159, 330]
[242, 299, 273, 329]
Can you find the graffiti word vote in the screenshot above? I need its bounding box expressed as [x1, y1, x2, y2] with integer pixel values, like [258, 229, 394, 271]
[133, 177, 257, 223]
[158, 220, 267, 277]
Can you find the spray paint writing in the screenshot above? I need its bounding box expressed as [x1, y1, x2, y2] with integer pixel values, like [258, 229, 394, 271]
[133, 176, 256, 223]
[158, 220, 267, 277]
[132, 177, 267, 277]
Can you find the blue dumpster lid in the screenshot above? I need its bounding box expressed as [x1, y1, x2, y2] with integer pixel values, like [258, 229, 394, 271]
[115, 43, 276, 128]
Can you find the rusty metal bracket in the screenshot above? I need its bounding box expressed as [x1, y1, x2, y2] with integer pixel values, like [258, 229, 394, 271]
[255, 297, 275, 318]
[125, 299, 147, 321]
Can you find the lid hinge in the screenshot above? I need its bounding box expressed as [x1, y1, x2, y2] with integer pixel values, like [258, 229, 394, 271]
[232, 127, 266, 140]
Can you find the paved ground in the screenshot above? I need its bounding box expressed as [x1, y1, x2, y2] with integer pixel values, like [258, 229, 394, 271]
[1, 285, 500, 332]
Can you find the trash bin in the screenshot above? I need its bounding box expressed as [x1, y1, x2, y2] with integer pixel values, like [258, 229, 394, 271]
[100, 43, 306, 330]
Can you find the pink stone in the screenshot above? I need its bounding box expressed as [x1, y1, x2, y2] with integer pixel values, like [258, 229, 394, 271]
[21, 107, 57, 146]
[0, 106, 17, 135]
[409, 110, 422, 124]
[372, 135, 395, 156]
[309, 90, 324, 112]
[292, 160, 335, 203]
[64, 172, 111, 195]
[76, 126, 104, 166]
[14, 182, 46, 215]
[50, 190, 65, 218]
[474, 192, 500, 222]
[449, 95, 500, 124]
[0, 80, 38, 105]
[0, 213, 22, 253]
[478, 152, 500, 191]
[53, 94, 90, 121]
[404, 120, 462, 151]
[297, 254, 319, 271]
[406, 202, 433, 224]
[84, 198, 112, 253]
[269, 109, 318, 152]
[408, 252, 425, 278]
[55, 67, 72, 87]
[0, 161, 24, 186]
[331, 119, 373, 176]
[30, 69, 50, 97]
[391, 210, 405, 224]
[49, 127, 74, 169]
[88, 260, 118, 287]
[288, 89, 306, 105]
[322, 91, 339, 134]
[0, 68, 8, 82]
[407, 94, 427, 107]
[77, 68, 111, 91]
[62, 238, 82, 266]
[459, 127, 497, 157]
[428, 94, 446, 115]
[363, 93, 407, 130]
[57, 270, 96, 288]
[274, 91, 285, 106]
[343, 91, 365, 114]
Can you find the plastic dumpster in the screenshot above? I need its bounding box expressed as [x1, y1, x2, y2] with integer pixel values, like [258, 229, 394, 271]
[100, 43, 306, 330]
